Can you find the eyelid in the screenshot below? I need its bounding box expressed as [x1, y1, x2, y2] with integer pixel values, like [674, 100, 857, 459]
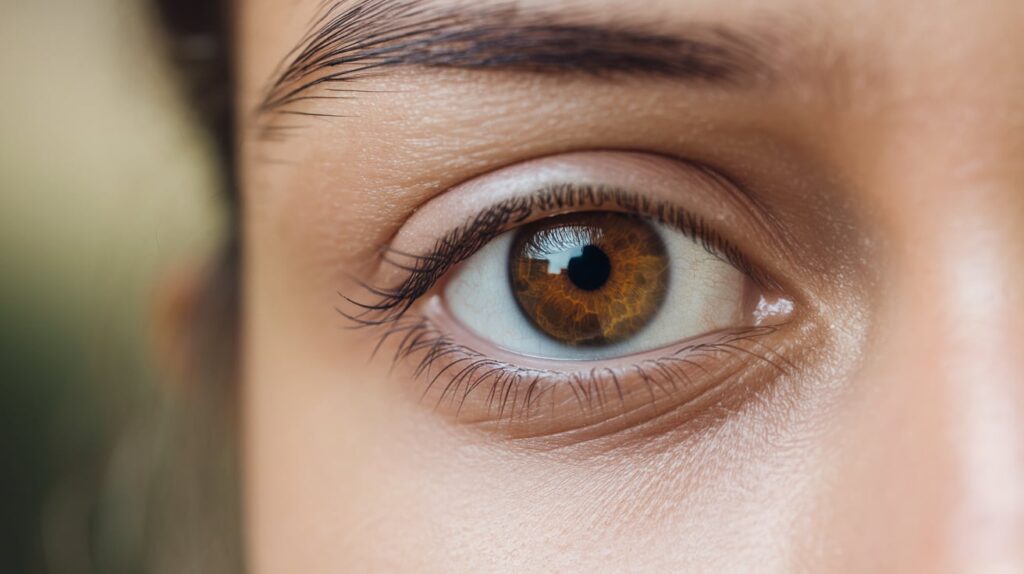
[345, 151, 789, 326]
[387, 151, 768, 251]
[376, 300, 795, 442]
[336, 150, 809, 439]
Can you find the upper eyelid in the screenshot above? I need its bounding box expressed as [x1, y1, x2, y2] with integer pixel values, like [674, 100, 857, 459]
[340, 182, 780, 327]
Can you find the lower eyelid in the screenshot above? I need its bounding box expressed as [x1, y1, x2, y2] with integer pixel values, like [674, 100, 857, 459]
[376, 301, 796, 442]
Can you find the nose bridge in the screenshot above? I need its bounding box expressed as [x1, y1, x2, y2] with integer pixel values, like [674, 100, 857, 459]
[816, 19, 1024, 557]
[848, 123, 1024, 568]
[903, 190, 1024, 568]
[822, 171, 1024, 571]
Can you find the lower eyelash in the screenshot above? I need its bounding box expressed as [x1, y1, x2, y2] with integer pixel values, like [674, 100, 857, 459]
[374, 315, 791, 424]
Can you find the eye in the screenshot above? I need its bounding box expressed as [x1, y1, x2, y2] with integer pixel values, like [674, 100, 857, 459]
[445, 211, 750, 361]
[344, 152, 801, 439]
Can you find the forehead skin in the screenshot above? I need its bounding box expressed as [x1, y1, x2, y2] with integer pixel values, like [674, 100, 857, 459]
[238, 1, 1024, 572]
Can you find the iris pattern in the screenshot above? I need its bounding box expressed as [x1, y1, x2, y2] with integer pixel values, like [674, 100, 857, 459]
[508, 212, 669, 346]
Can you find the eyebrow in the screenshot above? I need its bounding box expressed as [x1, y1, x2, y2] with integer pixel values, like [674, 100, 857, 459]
[259, 0, 770, 117]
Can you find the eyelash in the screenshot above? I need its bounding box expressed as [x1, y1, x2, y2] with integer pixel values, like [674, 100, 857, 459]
[337, 180, 793, 426]
[374, 315, 787, 425]
[341, 181, 778, 327]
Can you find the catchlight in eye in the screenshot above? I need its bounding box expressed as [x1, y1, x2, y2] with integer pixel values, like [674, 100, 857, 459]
[509, 212, 669, 346]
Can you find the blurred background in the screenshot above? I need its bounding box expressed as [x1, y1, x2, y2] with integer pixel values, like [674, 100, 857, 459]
[1, 0, 222, 571]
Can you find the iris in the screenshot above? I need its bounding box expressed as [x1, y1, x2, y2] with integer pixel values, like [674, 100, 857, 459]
[509, 212, 669, 346]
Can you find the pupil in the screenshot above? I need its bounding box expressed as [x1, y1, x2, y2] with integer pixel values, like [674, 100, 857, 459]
[566, 244, 611, 291]
[509, 212, 669, 346]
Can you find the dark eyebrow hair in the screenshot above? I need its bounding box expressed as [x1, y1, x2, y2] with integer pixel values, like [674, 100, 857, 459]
[259, 0, 770, 117]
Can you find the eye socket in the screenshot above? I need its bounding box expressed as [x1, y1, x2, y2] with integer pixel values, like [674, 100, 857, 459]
[445, 211, 753, 361]
[343, 152, 803, 439]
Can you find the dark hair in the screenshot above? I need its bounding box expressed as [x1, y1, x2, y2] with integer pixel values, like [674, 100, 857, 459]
[147, 1, 243, 571]
[152, 0, 234, 178]
[150, 0, 240, 381]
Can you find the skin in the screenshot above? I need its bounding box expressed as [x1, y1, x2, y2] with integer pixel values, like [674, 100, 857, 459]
[233, 0, 1024, 571]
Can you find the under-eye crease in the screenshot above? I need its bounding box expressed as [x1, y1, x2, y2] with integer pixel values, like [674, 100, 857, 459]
[339, 175, 798, 437]
[375, 313, 787, 436]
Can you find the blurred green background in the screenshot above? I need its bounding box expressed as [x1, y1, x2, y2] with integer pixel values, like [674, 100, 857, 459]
[1, 0, 221, 571]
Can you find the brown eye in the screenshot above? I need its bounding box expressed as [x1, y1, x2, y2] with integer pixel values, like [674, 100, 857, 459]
[508, 212, 670, 346]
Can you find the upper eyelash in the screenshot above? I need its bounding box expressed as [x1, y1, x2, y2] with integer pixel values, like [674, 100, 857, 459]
[340, 182, 778, 326]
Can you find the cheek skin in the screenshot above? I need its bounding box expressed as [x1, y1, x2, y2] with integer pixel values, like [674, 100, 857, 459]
[244, 223, 439, 571]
